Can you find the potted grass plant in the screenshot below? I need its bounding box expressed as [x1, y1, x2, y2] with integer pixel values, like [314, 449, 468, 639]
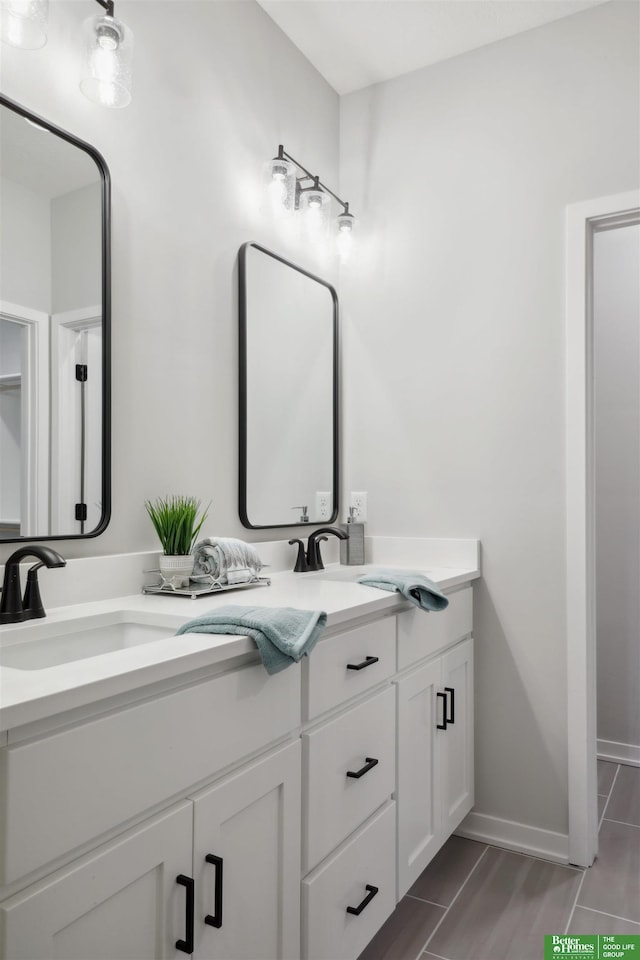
[145, 495, 209, 588]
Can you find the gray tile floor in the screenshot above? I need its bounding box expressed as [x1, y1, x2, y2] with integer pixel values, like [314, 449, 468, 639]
[358, 761, 640, 960]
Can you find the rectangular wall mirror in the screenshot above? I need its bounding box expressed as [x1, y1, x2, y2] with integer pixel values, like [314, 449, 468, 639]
[0, 95, 110, 542]
[239, 242, 338, 529]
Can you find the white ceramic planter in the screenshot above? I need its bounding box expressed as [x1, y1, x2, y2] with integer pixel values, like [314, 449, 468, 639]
[159, 554, 194, 589]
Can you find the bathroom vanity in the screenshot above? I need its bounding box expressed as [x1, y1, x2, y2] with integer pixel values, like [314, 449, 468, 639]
[0, 556, 478, 960]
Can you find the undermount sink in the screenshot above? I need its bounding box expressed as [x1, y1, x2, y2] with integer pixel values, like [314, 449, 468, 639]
[0, 612, 181, 670]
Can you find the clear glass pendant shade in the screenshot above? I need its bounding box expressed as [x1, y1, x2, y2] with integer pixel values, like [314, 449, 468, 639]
[336, 210, 357, 263]
[80, 13, 133, 108]
[0, 0, 49, 49]
[263, 155, 296, 218]
[300, 186, 330, 242]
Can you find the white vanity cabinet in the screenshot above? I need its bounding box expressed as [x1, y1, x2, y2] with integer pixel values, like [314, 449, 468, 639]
[0, 742, 301, 960]
[395, 589, 474, 898]
[0, 575, 476, 960]
[0, 662, 301, 960]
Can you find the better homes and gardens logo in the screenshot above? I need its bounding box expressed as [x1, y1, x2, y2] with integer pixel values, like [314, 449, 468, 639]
[544, 936, 639, 959]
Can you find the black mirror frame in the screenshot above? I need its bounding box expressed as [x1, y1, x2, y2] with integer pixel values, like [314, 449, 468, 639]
[238, 241, 339, 530]
[0, 95, 111, 542]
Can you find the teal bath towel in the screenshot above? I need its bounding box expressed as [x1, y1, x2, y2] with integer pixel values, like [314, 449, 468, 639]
[357, 569, 449, 612]
[175, 604, 327, 674]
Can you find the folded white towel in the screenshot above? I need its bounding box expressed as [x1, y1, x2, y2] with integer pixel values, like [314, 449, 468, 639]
[192, 537, 262, 585]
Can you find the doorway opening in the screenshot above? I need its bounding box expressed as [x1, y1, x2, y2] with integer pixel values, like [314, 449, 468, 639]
[566, 189, 640, 868]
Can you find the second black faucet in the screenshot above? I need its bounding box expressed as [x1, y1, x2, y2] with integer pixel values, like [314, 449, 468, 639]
[289, 527, 349, 573]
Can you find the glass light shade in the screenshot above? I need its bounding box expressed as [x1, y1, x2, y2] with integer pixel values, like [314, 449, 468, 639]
[336, 211, 357, 263]
[300, 187, 330, 243]
[0, 0, 48, 49]
[80, 13, 133, 109]
[263, 155, 296, 218]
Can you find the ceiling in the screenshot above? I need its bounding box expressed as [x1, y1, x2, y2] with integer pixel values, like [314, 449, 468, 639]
[1, 107, 100, 198]
[256, 0, 609, 95]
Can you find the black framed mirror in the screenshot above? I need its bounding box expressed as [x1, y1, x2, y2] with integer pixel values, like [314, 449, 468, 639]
[0, 95, 110, 541]
[239, 242, 338, 529]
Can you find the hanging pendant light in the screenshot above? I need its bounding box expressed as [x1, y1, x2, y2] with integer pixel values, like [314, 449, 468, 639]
[0, 0, 49, 50]
[300, 177, 330, 243]
[80, 0, 133, 109]
[263, 145, 297, 218]
[336, 204, 357, 263]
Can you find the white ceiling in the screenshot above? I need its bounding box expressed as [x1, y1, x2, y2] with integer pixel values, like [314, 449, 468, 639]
[256, 0, 610, 95]
[1, 108, 100, 198]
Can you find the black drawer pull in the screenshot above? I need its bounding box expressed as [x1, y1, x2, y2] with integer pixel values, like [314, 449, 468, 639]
[436, 691, 448, 730]
[175, 874, 194, 953]
[444, 686, 455, 724]
[346, 655, 379, 671]
[346, 884, 379, 916]
[205, 854, 223, 928]
[346, 757, 379, 779]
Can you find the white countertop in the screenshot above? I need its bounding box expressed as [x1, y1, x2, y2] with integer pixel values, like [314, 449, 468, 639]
[0, 561, 479, 735]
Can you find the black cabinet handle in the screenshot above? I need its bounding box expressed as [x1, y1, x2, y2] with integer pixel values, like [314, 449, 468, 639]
[346, 757, 379, 779]
[436, 691, 448, 730]
[175, 874, 194, 954]
[204, 854, 223, 928]
[346, 656, 379, 671]
[346, 884, 379, 916]
[444, 686, 455, 724]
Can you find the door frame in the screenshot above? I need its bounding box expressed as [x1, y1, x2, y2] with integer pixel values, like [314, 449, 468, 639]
[0, 301, 49, 537]
[50, 306, 101, 533]
[565, 188, 640, 867]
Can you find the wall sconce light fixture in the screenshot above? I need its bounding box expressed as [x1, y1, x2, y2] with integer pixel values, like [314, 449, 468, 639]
[0, 0, 49, 50]
[0, 0, 133, 107]
[80, 0, 133, 109]
[264, 145, 357, 261]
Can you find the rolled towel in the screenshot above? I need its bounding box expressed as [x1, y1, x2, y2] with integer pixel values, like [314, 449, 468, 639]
[192, 537, 262, 585]
[357, 569, 449, 612]
[175, 604, 327, 675]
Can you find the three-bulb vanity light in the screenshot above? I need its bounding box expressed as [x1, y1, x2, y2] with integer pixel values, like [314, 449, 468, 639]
[0, 0, 133, 108]
[264, 145, 357, 262]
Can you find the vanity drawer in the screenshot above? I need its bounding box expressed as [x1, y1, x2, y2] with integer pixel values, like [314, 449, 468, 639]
[302, 801, 396, 960]
[397, 585, 472, 671]
[0, 662, 300, 885]
[303, 686, 395, 873]
[304, 617, 396, 720]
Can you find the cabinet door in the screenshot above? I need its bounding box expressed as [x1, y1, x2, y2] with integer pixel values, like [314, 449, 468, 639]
[441, 637, 474, 836]
[191, 741, 301, 960]
[396, 658, 442, 899]
[0, 802, 193, 960]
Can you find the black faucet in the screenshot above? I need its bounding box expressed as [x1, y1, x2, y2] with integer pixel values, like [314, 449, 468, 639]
[0, 546, 66, 624]
[289, 526, 349, 573]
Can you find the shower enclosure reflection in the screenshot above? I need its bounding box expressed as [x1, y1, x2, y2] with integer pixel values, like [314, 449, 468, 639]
[0, 96, 110, 540]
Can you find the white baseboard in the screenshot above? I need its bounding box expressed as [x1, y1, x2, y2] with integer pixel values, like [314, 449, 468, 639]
[456, 811, 570, 864]
[597, 738, 640, 768]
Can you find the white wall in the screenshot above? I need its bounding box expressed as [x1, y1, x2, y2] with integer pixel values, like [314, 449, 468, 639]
[0, 176, 51, 311]
[0, 0, 339, 561]
[339, 1, 640, 836]
[595, 222, 640, 756]
[52, 182, 102, 313]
